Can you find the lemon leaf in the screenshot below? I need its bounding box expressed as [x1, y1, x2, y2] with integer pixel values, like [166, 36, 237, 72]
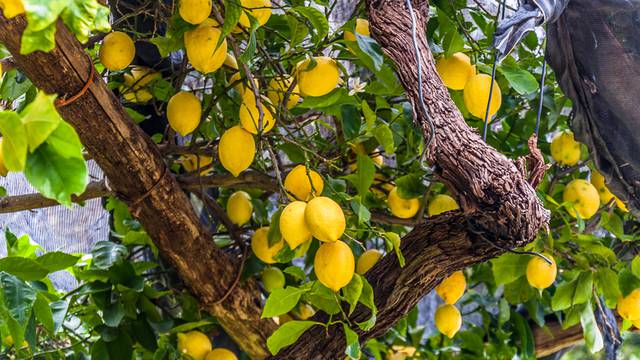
[266, 320, 321, 355]
[261, 286, 309, 319]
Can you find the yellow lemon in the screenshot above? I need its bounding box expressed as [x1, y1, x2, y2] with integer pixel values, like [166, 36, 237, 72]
[356, 249, 382, 275]
[179, 0, 212, 25]
[305, 196, 346, 243]
[633, 319, 640, 330]
[436, 53, 476, 90]
[224, 53, 238, 70]
[618, 289, 640, 321]
[436, 271, 466, 304]
[121, 66, 161, 103]
[177, 331, 212, 360]
[205, 348, 237, 360]
[463, 73, 502, 120]
[344, 18, 370, 41]
[279, 201, 312, 250]
[526, 254, 557, 290]
[182, 154, 213, 175]
[167, 91, 202, 136]
[218, 125, 255, 177]
[0, 0, 24, 18]
[261, 267, 285, 293]
[434, 304, 461, 339]
[296, 57, 340, 97]
[229, 72, 259, 95]
[388, 186, 420, 219]
[283, 165, 324, 201]
[297, 303, 315, 320]
[550, 131, 581, 166]
[238, 0, 272, 28]
[99, 31, 135, 71]
[563, 179, 600, 219]
[184, 19, 228, 74]
[267, 76, 301, 109]
[239, 90, 275, 134]
[314, 240, 355, 291]
[591, 170, 628, 212]
[0, 138, 8, 177]
[387, 346, 417, 360]
[3, 335, 28, 348]
[226, 191, 253, 226]
[428, 194, 459, 216]
[251, 227, 284, 264]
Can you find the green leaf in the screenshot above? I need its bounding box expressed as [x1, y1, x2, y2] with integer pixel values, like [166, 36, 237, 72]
[359, 277, 377, 314]
[44, 121, 84, 159]
[267, 321, 321, 355]
[0, 111, 28, 171]
[36, 252, 79, 273]
[50, 300, 69, 333]
[283, 266, 306, 281]
[631, 256, 640, 278]
[551, 273, 593, 311]
[491, 253, 527, 286]
[0, 273, 36, 326]
[580, 302, 604, 353]
[21, 22, 57, 54]
[618, 269, 640, 297]
[304, 282, 340, 315]
[596, 268, 621, 308]
[60, 0, 110, 44]
[262, 286, 309, 318]
[33, 293, 54, 333]
[385, 232, 404, 267]
[355, 35, 384, 71]
[20, 92, 61, 151]
[503, 276, 535, 305]
[339, 104, 361, 140]
[354, 154, 375, 196]
[268, 208, 284, 247]
[292, 7, 328, 44]
[169, 320, 214, 334]
[0, 257, 49, 281]
[362, 101, 376, 129]
[343, 323, 361, 359]
[499, 65, 539, 95]
[395, 173, 426, 199]
[91, 241, 129, 269]
[239, 16, 260, 63]
[222, 0, 242, 39]
[372, 124, 394, 155]
[103, 302, 125, 327]
[511, 311, 534, 358]
[343, 274, 363, 315]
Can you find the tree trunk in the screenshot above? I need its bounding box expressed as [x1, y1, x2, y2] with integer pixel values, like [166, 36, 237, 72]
[273, 0, 549, 358]
[0, 15, 275, 359]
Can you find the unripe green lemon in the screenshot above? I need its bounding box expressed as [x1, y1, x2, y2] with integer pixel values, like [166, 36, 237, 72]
[428, 194, 459, 216]
[279, 201, 312, 250]
[179, 0, 212, 25]
[305, 196, 346, 243]
[435, 52, 476, 90]
[463, 73, 502, 120]
[618, 289, 640, 321]
[550, 131, 581, 166]
[167, 91, 202, 136]
[563, 179, 600, 219]
[218, 125, 255, 177]
[434, 304, 461, 339]
[177, 331, 212, 360]
[356, 249, 382, 275]
[387, 186, 420, 219]
[251, 227, 283, 264]
[226, 191, 253, 226]
[526, 254, 557, 289]
[296, 56, 340, 97]
[184, 19, 227, 74]
[314, 240, 355, 291]
[99, 31, 135, 71]
[261, 267, 285, 293]
[239, 90, 275, 134]
[344, 18, 370, 41]
[436, 271, 466, 304]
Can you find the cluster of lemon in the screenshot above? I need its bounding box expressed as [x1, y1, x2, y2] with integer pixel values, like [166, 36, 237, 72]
[433, 271, 466, 338]
[177, 331, 236, 360]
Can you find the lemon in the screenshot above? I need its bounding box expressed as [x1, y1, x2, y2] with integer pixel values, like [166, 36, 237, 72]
[229, 72, 259, 95]
[296, 57, 340, 97]
[99, 32, 135, 71]
[526, 254, 557, 290]
[238, 0, 272, 28]
[428, 194, 459, 216]
[344, 18, 370, 41]
[251, 227, 284, 264]
[314, 240, 355, 291]
[463, 73, 502, 120]
[205, 348, 237, 360]
[436, 271, 466, 304]
[182, 154, 213, 175]
[591, 170, 628, 212]
[356, 249, 382, 275]
[267, 76, 300, 109]
[434, 304, 461, 339]
[550, 131, 581, 166]
[184, 19, 228, 74]
[350, 144, 384, 171]
[618, 289, 640, 320]
[218, 125, 255, 177]
[305, 196, 346, 243]
[121, 66, 161, 103]
[436, 53, 475, 90]
[226, 191, 253, 226]
[179, 0, 212, 25]
[239, 90, 276, 134]
[3, 335, 28, 348]
[387, 346, 417, 360]
[634, 319, 640, 330]
[0, 139, 8, 177]
[225, 53, 238, 70]
[167, 91, 202, 136]
[284, 165, 324, 201]
[279, 201, 312, 250]
[261, 267, 285, 293]
[0, 0, 24, 18]
[563, 179, 600, 219]
[297, 303, 315, 320]
[387, 186, 420, 219]
[177, 331, 212, 360]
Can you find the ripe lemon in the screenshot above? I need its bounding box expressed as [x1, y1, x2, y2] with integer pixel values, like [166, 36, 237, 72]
[3, 335, 28, 348]
[436, 271, 466, 304]
[618, 289, 640, 320]
[305, 196, 346, 243]
[387, 186, 420, 219]
[296, 57, 340, 97]
[279, 201, 312, 250]
[184, 19, 228, 74]
[436, 53, 475, 90]
[205, 348, 237, 360]
[218, 125, 255, 177]
[225, 53, 238, 70]
[251, 227, 284, 264]
[167, 91, 202, 136]
[356, 249, 382, 275]
[314, 240, 355, 291]
[591, 171, 628, 212]
[226, 191, 253, 226]
[563, 179, 600, 219]
[0, 139, 8, 177]
[261, 267, 285, 293]
[428, 194, 459, 216]
[344, 18, 370, 41]
[267, 76, 300, 109]
[463, 73, 502, 120]
[238, 0, 272, 28]
[229, 72, 259, 95]
[177, 331, 212, 360]
[434, 304, 461, 339]
[0, 0, 24, 18]
[550, 131, 581, 166]
[182, 154, 213, 175]
[526, 254, 557, 289]
[99, 32, 135, 71]
[297, 303, 315, 320]
[121, 66, 161, 103]
[179, 0, 212, 25]
[239, 90, 275, 134]
[283, 165, 324, 201]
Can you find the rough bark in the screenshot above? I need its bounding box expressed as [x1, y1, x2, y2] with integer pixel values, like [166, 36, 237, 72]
[0, 15, 275, 359]
[273, 0, 549, 358]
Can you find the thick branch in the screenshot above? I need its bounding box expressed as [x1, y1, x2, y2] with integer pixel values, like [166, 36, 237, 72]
[0, 15, 275, 358]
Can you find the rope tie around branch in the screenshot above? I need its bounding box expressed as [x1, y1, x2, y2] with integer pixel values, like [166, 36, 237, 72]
[55, 54, 95, 107]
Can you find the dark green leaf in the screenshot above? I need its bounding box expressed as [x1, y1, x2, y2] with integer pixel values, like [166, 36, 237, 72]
[36, 252, 79, 272]
[92, 241, 129, 269]
[500, 65, 539, 95]
[491, 253, 527, 286]
[0, 257, 49, 281]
